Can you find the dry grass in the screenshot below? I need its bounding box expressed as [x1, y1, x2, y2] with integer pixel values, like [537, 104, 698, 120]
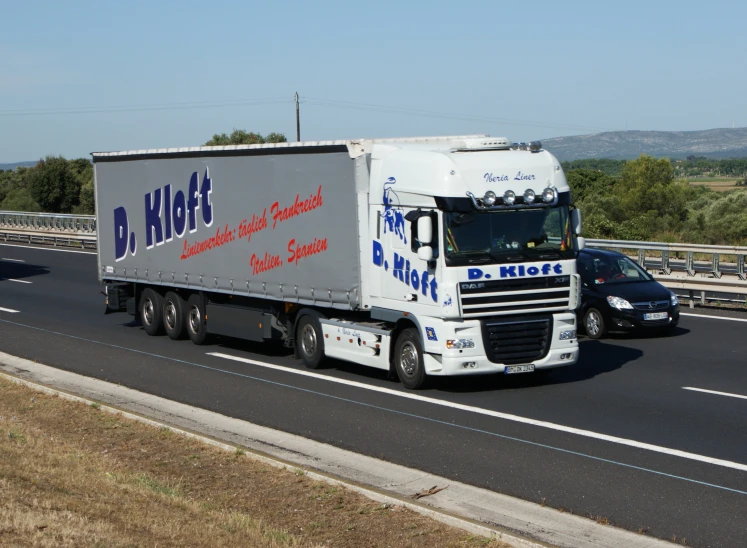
[0, 377, 511, 547]
[686, 177, 742, 192]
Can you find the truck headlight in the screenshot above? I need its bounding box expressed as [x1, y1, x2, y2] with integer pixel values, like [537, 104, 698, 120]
[446, 339, 475, 349]
[559, 330, 576, 340]
[607, 296, 633, 310]
[670, 293, 679, 306]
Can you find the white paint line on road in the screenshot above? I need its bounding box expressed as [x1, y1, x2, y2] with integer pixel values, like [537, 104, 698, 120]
[684, 387, 747, 401]
[0, 307, 20, 313]
[8, 279, 32, 284]
[680, 312, 747, 323]
[1, 257, 25, 262]
[209, 351, 747, 473]
[0, 243, 96, 255]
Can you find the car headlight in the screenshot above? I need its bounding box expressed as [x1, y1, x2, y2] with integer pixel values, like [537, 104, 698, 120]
[559, 330, 576, 340]
[607, 296, 634, 310]
[670, 293, 679, 306]
[446, 339, 475, 350]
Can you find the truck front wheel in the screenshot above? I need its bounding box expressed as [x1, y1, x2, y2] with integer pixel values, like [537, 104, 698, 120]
[186, 294, 208, 345]
[163, 291, 186, 340]
[394, 328, 427, 390]
[140, 288, 164, 336]
[296, 315, 325, 369]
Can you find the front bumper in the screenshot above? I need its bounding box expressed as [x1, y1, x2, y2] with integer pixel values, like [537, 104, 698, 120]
[424, 312, 579, 376]
[609, 305, 680, 330]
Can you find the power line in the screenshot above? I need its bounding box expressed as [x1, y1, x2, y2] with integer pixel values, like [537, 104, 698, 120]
[302, 96, 622, 134]
[0, 97, 293, 117]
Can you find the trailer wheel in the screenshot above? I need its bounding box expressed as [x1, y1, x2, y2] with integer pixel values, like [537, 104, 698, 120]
[163, 292, 186, 340]
[394, 328, 427, 390]
[140, 288, 164, 336]
[296, 315, 325, 369]
[186, 294, 208, 345]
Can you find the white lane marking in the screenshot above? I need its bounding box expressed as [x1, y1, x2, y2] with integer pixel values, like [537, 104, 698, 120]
[208, 352, 747, 473]
[0, 243, 96, 255]
[684, 387, 747, 401]
[680, 312, 747, 323]
[0, 307, 20, 313]
[1, 257, 25, 262]
[8, 279, 32, 284]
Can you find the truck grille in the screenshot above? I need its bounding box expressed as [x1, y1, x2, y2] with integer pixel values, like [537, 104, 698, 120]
[481, 315, 552, 365]
[460, 276, 571, 318]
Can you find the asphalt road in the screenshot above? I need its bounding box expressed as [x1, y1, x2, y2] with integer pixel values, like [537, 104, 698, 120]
[1, 243, 746, 547]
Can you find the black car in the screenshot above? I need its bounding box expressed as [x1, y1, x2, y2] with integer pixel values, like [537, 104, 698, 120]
[577, 248, 680, 339]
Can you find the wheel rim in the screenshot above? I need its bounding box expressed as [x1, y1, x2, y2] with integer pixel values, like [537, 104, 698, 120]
[143, 298, 154, 325]
[301, 324, 317, 357]
[399, 341, 419, 378]
[165, 301, 177, 330]
[189, 305, 201, 334]
[586, 311, 601, 336]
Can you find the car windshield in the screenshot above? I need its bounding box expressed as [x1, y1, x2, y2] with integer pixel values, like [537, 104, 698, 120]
[443, 206, 575, 266]
[578, 255, 653, 285]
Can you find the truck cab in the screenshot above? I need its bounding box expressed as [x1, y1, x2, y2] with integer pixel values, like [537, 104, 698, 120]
[360, 137, 582, 384]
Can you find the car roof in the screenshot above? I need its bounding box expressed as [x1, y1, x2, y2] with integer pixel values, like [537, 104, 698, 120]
[578, 248, 627, 260]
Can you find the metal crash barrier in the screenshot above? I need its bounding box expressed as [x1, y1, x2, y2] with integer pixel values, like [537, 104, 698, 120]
[0, 210, 97, 249]
[1, 212, 745, 304]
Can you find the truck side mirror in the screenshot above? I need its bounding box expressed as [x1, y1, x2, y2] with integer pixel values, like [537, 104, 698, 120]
[417, 215, 432, 245]
[417, 246, 433, 261]
[575, 236, 586, 250]
[571, 209, 582, 235]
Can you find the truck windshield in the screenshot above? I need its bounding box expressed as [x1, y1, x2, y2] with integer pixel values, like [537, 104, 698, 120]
[443, 206, 575, 266]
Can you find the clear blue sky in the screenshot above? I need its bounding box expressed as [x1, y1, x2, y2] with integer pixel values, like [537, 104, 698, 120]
[1, 0, 744, 162]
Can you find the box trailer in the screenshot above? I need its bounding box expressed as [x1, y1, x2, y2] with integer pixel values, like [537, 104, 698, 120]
[94, 135, 583, 388]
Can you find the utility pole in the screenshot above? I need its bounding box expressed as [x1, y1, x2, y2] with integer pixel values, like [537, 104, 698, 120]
[294, 92, 300, 142]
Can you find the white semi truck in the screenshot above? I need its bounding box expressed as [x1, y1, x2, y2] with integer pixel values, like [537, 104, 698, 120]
[94, 135, 582, 389]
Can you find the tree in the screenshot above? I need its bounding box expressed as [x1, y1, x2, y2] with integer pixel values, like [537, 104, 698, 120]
[27, 156, 81, 213]
[204, 130, 287, 146]
[566, 169, 616, 202]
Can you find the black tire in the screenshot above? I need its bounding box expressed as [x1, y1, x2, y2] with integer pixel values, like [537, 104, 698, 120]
[583, 308, 606, 339]
[140, 288, 164, 336]
[163, 291, 186, 340]
[296, 315, 325, 369]
[393, 328, 427, 390]
[186, 294, 208, 345]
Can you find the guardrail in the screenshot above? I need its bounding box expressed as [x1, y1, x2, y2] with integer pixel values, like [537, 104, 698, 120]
[1, 212, 745, 304]
[585, 238, 747, 305]
[0, 210, 97, 250]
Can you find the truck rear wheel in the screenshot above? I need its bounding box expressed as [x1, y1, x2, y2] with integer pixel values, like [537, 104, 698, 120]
[394, 328, 427, 390]
[140, 288, 164, 336]
[296, 315, 325, 369]
[186, 294, 208, 345]
[163, 291, 186, 340]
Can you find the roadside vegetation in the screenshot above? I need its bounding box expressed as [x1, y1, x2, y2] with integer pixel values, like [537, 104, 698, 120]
[565, 155, 747, 245]
[0, 376, 509, 547]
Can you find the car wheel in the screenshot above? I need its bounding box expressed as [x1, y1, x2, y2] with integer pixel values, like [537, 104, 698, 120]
[583, 308, 606, 339]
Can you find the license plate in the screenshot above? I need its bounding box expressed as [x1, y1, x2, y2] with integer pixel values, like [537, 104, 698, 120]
[505, 364, 535, 374]
[644, 312, 668, 320]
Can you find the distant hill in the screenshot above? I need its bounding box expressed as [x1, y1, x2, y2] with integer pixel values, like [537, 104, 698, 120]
[542, 128, 747, 161]
[0, 161, 37, 171]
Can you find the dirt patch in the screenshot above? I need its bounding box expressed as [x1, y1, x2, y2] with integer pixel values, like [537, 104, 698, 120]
[0, 377, 512, 547]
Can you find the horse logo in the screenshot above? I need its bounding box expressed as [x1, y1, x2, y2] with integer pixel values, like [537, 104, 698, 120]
[381, 176, 407, 243]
